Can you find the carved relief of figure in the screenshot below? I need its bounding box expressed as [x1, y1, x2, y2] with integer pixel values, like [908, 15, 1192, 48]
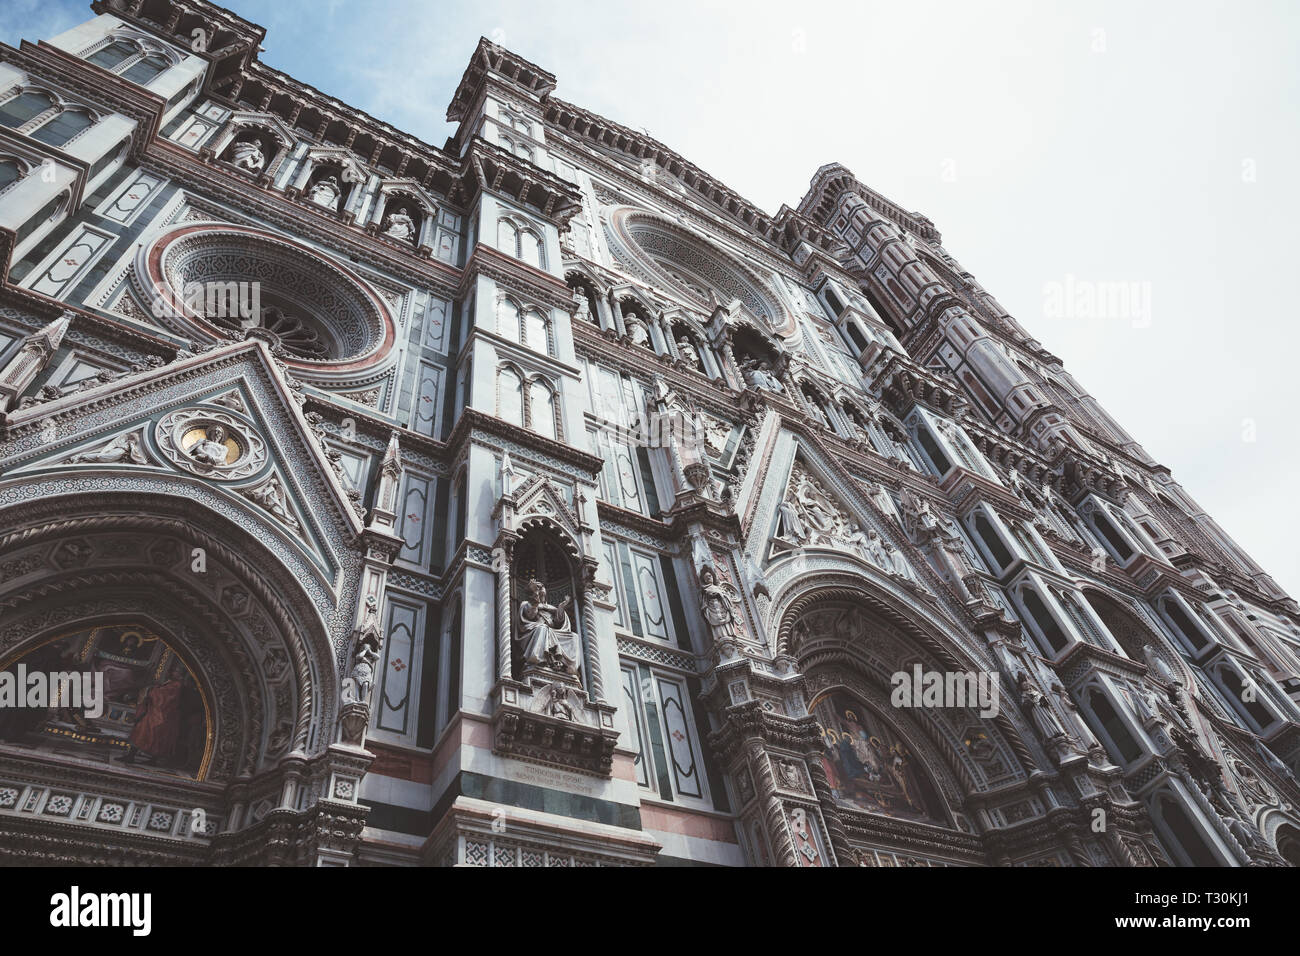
[381, 208, 416, 242]
[699, 565, 743, 643]
[779, 499, 809, 542]
[247, 474, 300, 531]
[308, 175, 342, 209]
[844, 523, 875, 565]
[230, 139, 265, 172]
[341, 642, 379, 705]
[518, 579, 581, 675]
[1143, 644, 1180, 685]
[882, 538, 917, 582]
[66, 431, 148, 465]
[188, 424, 232, 466]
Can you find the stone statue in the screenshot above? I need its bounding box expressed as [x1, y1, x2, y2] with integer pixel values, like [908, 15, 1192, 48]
[381, 208, 416, 241]
[1017, 672, 1067, 741]
[309, 175, 342, 209]
[230, 139, 265, 172]
[882, 539, 916, 582]
[740, 358, 783, 392]
[571, 290, 593, 324]
[341, 642, 379, 705]
[188, 424, 231, 466]
[518, 578, 581, 675]
[698, 565, 743, 643]
[623, 312, 650, 347]
[676, 337, 700, 369]
[67, 431, 147, 465]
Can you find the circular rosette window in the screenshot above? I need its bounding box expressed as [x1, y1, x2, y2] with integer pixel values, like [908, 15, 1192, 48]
[156, 408, 267, 480]
[136, 224, 396, 372]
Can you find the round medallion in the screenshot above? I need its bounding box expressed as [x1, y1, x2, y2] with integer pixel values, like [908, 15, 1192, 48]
[156, 408, 267, 480]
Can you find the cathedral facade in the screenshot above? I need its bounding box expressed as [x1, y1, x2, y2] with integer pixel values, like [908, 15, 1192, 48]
[0, 0, 1296, 867]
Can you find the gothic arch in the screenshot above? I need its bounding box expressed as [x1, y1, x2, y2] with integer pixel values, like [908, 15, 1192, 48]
[770, 570, 1035, 795]
[0, 488, 342, 779]
[1081, 585, 1194, 687]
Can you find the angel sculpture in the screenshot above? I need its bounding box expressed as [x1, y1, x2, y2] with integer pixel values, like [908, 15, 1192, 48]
[518, 579, 581, 676]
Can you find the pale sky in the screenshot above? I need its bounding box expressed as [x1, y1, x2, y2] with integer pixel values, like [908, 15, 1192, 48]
[5, 0, 1299, 598]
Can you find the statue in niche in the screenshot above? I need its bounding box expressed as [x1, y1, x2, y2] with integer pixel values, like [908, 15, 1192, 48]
[188, 424, 232, 467]
[623, 311, 650, 347]
[740, 358, 783, 392]
[308, 175, 342, 209]
[676, 336, 701, 369]
[571, 290, 593, 324]
[230, 139, 265, 172]
[341, 641, 379, 705]
[698, 565, 743, 643]
[67, 431, 148, 465]
[1016, 672, 1068, 742]
[805, 398, 829, 427]
[381, 208, 416, 242]
[518, 578, 581, 676]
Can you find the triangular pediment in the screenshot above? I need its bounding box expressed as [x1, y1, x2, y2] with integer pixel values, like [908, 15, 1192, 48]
[0, 340, 364, 581]
[511, 471, 585, 547]
[765, 448, 925, 592]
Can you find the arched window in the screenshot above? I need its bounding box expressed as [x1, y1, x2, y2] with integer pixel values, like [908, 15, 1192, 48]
[497, 298, 521, 343]
[1157, 796, 1221, 866]
[529, 380, 557, 440]
[523, 307, 549, 354]
[0, 158, 23, 192]
[974, 513, 1014, 571]
[498, 368, 524, 426]
[497, 217, 544, 267]
[915, 422, 952, 476]
[0, 90, 56, 128]
[519, 228, 542, 268]
[1215, 665, 1275, 729]
[845, 322, 868, 352]
[32, 109, 94, 147]
[1093, 508, 1134, 561]
[1022, 587, 1068, 653]
[1161, 596, 1210, 652]
[87, 39, 139, 70]
[122, 53, 170, 85]
[1087, 688, 1141, 763]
